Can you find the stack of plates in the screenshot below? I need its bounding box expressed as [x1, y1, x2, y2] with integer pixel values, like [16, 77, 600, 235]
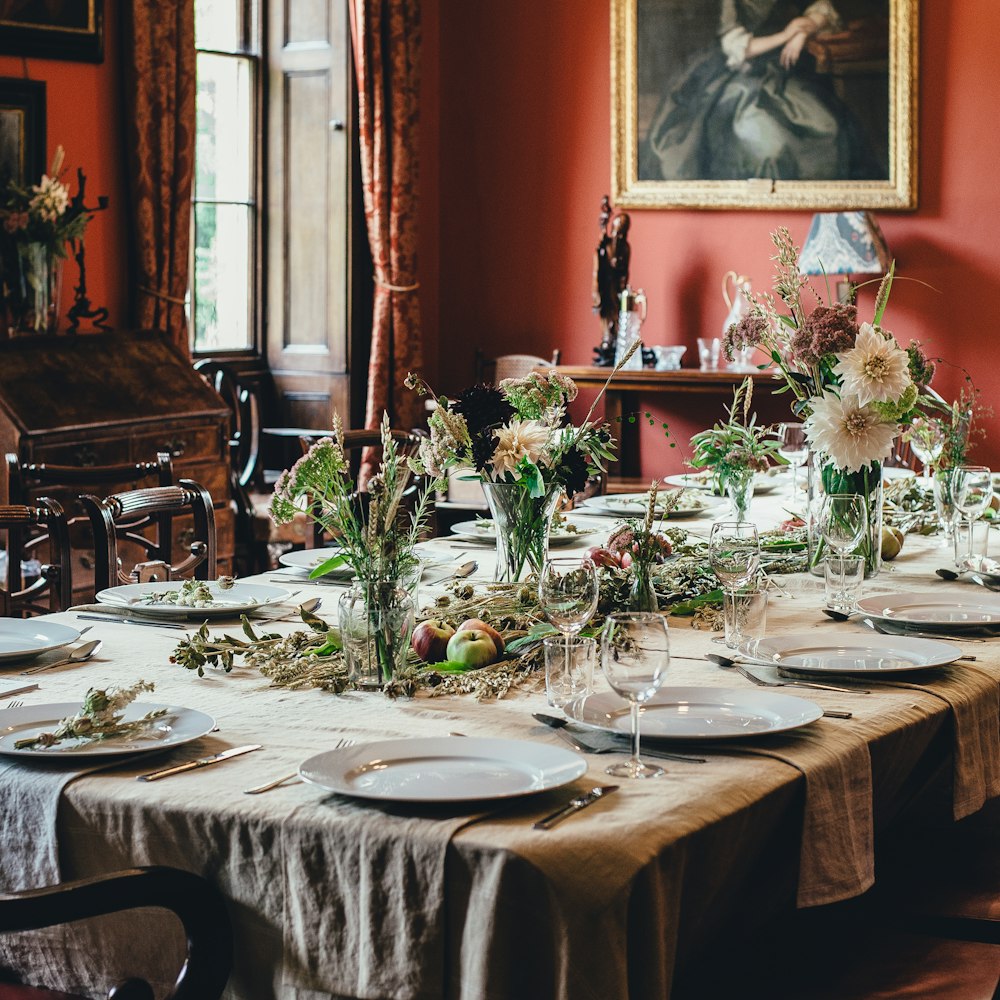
[580, 492, 725, 519]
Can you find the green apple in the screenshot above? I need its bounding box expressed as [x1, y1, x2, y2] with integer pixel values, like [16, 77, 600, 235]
[411, 619, 456, 663]
[457, 617, 505, 655]
[446, 629, 498, 669]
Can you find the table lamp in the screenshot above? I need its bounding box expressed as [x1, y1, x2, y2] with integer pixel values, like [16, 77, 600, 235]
[798, 211, 891, 303]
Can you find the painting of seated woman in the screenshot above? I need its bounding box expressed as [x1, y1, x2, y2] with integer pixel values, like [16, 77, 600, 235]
[639, 0, 889, 183]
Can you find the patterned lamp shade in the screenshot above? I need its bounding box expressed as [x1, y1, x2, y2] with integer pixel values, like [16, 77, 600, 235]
[798, 212, 891, 276]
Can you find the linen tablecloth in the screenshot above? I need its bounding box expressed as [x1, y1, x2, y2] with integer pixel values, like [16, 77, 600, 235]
[0, 494, 998, 999]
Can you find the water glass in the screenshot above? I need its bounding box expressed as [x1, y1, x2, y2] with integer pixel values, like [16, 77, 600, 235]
[953, 519, 990, 569]
[824, 554, 865, 612]
[601, 612, 669, 780]
[543, 635, 596, 708]
[722, 585, 768, 649]
[697, 337, 721, 370]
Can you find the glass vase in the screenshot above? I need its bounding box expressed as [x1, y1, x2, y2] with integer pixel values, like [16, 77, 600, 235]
[15, 243, 62, 334]
[806, 453, 883, 579]
[725, 469, 755, 521]
[337, 582, 415, 689]
[481, 481, 562, 583]
[627, 571, 658, 612]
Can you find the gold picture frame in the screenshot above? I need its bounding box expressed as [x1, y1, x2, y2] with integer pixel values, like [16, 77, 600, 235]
[611, 0, 918, 210]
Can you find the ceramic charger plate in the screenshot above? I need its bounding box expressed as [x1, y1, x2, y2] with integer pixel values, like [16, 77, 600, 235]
[96, 582, 291, 619]
[564, 687, 823, 741]
[0, 619, 81, 665]
[855, 592, 1000, 630]
[0, 703, 217, 759]
[746, 633, 962, 675]
[300, 737, 587, 803]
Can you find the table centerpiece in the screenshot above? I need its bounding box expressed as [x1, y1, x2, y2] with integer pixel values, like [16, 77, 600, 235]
[405, 351, 632, 582]
[0, 146, 90, 335]
[268, 414, 441, 688]
[723, 228, 937, 577]
[689, 377, 785, 520]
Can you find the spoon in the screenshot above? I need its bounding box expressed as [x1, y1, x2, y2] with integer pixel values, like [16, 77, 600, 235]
[22, 639, 103, 675]
[935, 567, 1000, 590]
[707, 653, 865, 694]
[425, 560, 478, 585]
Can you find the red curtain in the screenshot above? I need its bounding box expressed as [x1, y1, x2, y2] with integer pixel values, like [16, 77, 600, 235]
[122, 0, 196, 355]
[350, 0, 424, 436]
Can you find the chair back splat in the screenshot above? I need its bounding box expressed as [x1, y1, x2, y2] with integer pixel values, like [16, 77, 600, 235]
[0, 500, 71, 617]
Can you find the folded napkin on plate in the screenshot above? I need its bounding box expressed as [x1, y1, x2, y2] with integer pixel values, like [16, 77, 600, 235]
[716, 724, 874, 908]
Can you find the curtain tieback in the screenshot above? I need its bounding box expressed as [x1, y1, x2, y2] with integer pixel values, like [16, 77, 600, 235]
[374, 272, 419, 293]
[139, 286, 187, 307]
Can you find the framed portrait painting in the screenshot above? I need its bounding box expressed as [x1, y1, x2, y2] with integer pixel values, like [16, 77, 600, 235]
[611, 0, 918, 210]
[0, 78, 46, 188]
[0, 0, 104, 63]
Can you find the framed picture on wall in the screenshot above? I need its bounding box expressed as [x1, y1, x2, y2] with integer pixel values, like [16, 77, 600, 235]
[0, 78, 46, 188]
[0, 0, 104, 63]
[611, 0, 918, 210]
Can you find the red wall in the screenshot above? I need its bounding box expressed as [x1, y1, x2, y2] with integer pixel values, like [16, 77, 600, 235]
[0, 13, 127, 331]
[428, 0, 1000, 477]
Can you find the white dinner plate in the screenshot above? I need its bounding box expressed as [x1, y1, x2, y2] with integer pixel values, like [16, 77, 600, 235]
[564, 687, 823, 741]
[449, 520, 598, 547]
[299, 736, 587, 803]
[0, 702, 216, 758]
[882, 467, 916, 481]
[662, 472, 789, 496]
[746, 633, 961, 675]
[277, 547, 355, 580]
[96, 581, 291, 618]
[0, 619, 81, 665]
[855, 592, 1000, 629]
[580, 492, 725, 519]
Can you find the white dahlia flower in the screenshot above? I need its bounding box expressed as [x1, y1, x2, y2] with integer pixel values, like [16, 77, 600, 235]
[490, 419, 551, 477]
[833, 322, 912, 407]
[804, 391, 898, 472]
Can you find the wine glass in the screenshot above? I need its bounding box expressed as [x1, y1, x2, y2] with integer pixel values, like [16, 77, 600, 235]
[953, 465, 993, 567]
[818, 494, 865, 608]
[600, 612, 669, 780]
[708, 522, 761, 648]
[778, 423, 808, 498]
[539, 557, 600, 701]
[908, 417, 946, 485]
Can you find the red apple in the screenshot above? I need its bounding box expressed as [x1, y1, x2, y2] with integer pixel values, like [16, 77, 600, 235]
[458, 617, 506, 656]
[446, 629, 498, 668]
[411, 619, 456, 663]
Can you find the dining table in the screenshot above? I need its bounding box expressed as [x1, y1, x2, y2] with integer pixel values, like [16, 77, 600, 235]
[0, 487, 998, 1000]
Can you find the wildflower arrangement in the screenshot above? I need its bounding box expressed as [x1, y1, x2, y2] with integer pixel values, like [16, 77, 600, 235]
[605, 482, 675, 611]
[0, 146, 90, 332]
[689, 377, 785, 502]
[723, 228, 934, 475]
[269, 414, 440, 594]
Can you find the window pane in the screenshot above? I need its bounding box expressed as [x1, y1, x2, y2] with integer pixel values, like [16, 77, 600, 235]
[193, 203, 252, 352]
[195, 0, 240, 51]
[196, 53, 253, 202]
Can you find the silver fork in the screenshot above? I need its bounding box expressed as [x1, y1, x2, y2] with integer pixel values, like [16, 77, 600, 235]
[549, 725, 707, 764]
[243, 738, 354, 794]
[5, 700, 23, 710]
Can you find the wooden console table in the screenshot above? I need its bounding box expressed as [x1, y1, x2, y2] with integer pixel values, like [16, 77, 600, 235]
[552, 366, 783, 481]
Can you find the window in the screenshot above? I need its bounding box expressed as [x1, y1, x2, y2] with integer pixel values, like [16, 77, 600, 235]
[192, 0, 259, 353]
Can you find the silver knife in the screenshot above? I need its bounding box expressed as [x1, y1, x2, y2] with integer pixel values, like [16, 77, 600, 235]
[137, 744, 263, 782]
[0, 683, 40, 700]
[76, 613, 188, 630]
[533, 785, 618, 830]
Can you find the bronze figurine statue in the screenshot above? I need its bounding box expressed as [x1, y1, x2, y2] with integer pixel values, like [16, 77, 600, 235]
[592, 195, 631, 366]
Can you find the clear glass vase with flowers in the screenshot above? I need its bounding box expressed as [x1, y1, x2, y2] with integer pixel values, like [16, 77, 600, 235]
[406, 349, 633, 582]
[0, 146, 89, 335]
[269, 415, 442, 688]
[723, 228, 938, 577]
[605, 482, 675, 611]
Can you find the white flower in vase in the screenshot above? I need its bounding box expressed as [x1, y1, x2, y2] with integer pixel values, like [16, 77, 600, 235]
[834, 323, 913, 407]
[490, 419, 552, 477]
[805, 391, 898, 472]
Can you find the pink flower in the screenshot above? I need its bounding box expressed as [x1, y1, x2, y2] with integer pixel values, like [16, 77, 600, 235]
[723, 313, 768, 362]
[2, 211, 28, 233]
[790, 304, 859, 366]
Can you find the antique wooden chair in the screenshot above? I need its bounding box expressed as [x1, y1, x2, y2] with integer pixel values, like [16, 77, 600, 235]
[0, 501, 71, 617]
[0, 866, 232, 1000]
[81, 482, 217, 591]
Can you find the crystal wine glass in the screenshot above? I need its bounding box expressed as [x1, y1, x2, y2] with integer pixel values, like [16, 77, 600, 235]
[600, 612, 669, 780]
[708, 522, 761, 647]
[778, 422, 808, 498]
[539, 557, 600, 701]
[908, 417, 946, 485]
[953, 465, 993, 567]
[818, 494, 865, 607]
